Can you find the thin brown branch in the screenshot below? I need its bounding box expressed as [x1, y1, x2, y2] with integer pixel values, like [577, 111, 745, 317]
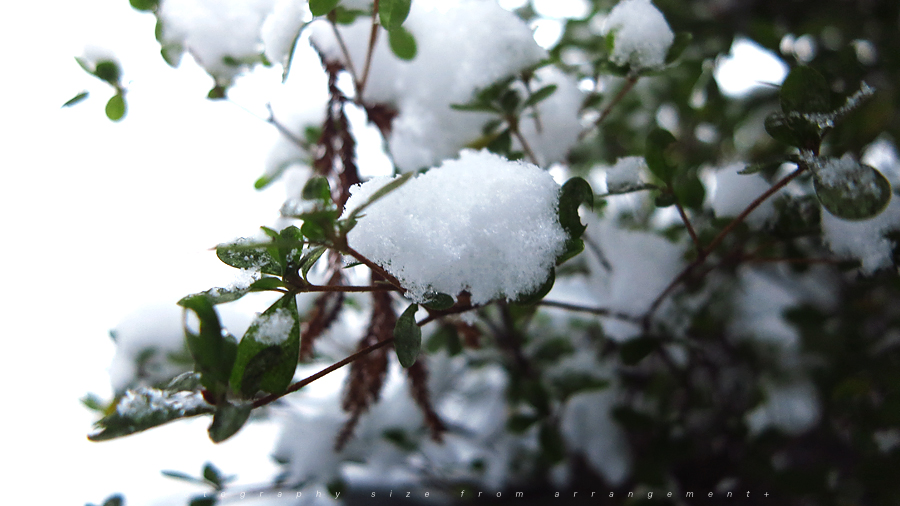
[674, 199, 702, 255]
[579, 75, 638, 141]
[641, 165, 808, 329]
[357, 0, 380, 99]
[329, 19, 360, 90]
[343, 245, 405, 290]
[700, 165, 807, 261]
[537, 299, 641, 323]
[510, 124, 539, 166]
[417, 302, 483, 327]
[252, 337, 395, 408]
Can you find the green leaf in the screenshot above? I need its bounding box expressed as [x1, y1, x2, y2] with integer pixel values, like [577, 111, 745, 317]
[62, 91, 89, 108]
[645, 128, 677, 184]
[813, 161, 892, 220]
[558, 176, 594, 239]
[522, 84, 558, 109]
[539, 422, 565, 464]
[208, 400, 252, 443]
[188, 285, 251, 305]
[302, 176, 332, 202]
[178, 295, 237, 394]
[216, 239, 282, 276]
[102, 495, 125, 506]
[202, 463, 225, 489]
[556, 238, 584, 265]
[208, 85, 227, 100]
[764, 112, 821, 149]
[378, 0, 412, 30]
[449, 102, 499, 113]
[780, 66, 831, 114]
[388, 26, 417, 60]
[74, 56, 92, 74]
[309, 0, 340, 16]
[129, 0, 158, 10]
[345, 172, 415, 222]
[486, 129, 512, 155]
[88, 388, 212, 441]
[229, 294, 301, 397]
[162, 470, 208, 486]
[277, 225, 305, 270]
[81, 393, 107, 413]
[422, 292, 455, 310]
[619, 336, 657, 365]
[507, 413, 539, 433]
[425, 325, 462, 355]
[654, 191, 676, 207]
[298, 246, 327, 282]
[248, 277, 286, 292]
[394, 303, 421, 368]
[189, 498, 216, 506]
[94, 60, 121, 84]
[105, 94, 126, 122]
[664, 31, 692, 64]
[673, 172, 706, 210]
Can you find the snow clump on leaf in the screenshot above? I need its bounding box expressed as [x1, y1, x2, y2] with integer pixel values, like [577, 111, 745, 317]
[343, 150, 568, 304]
[601, 0, 674, 71]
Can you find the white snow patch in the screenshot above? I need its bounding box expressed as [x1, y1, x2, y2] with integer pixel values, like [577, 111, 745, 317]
[604, 156, 646, 193]
[560, 390, 631, 486]
[310, 0, 552, 171]
[746, 380, 820, 436]
[709, 163, 777, 226]
[255, 307, 295, 345]
[601, 0, 674, 71]
[820, 197, 900, 274]
[344, 150, 567, 304]
[158, 0, 275, 80]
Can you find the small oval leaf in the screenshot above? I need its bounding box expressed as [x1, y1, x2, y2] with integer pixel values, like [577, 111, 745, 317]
[388, 26, 417, 61]
[105, 94, 126, 121]
[309, 0, 340, 16]
[394, 303, 421, 368]
[813, 159, 891, 220]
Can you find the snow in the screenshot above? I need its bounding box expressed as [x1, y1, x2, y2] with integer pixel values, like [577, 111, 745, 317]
[116, 387, 210, 419]
[601, 0, 674, 71]
[309, 0, 561, 170]
[746, 380, 820, 436]
[513, 66, 586, 166]
[604, 156, 646, 193]
[343, 150, 567, 304]
[820, 197, 900, 274]
[560, 390, 631, 486]
[108, 303, 193, 393]
[709, 163, 777, 226]
[158, 0, 275, 81]
[581, 213, 685, 340]
[255, 307, 295, 345]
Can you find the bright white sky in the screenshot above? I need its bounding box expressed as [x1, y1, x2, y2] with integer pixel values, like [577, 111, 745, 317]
[0, 2, 785, 504]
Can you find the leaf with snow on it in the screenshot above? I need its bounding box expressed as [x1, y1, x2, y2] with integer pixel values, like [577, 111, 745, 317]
[88, 388, 212, 441]
[812, 154, 892, 221]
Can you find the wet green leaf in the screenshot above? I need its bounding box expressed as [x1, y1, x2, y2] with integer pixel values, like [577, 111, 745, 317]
[665, 31, 692, 64]
[208, 400, 252, 443]
[216, 240, 282, 276]
[229, 294, 300, 397]
[422, 292, 455, 310]
[178, 295, 237, 394]
[88, 388, 212, 441]
[394, 303, 421, 368]
[813, 162, 892, 220]
[558, 176, 593, 239]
